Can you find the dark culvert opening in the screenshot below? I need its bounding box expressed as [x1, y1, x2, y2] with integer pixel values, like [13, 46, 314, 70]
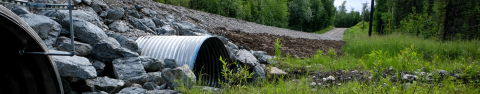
[0, 6, 63, 94]
[193, 37, 232, 87]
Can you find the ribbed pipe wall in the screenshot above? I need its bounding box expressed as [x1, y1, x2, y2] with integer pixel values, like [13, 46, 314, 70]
[136, 36, 230, 87]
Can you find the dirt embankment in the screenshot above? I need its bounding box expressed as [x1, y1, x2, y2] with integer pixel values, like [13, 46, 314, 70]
[109, 0, 347, 57]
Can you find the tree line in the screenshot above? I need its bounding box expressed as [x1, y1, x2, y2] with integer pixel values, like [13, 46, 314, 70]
[156, 0, 337, 32]
[373, 0, 480, 40]
[333, 1, 367, 28]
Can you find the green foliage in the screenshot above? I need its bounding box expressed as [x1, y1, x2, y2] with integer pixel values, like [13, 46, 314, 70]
[219, 56, 254, 88]
[274, 38, 282, 62]
[157, 0, 335, 32]
[334, 1, 362, 28]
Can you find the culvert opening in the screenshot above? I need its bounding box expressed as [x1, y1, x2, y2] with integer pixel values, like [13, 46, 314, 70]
[0, 6, 63, 94]
[136, 36, 231, 87]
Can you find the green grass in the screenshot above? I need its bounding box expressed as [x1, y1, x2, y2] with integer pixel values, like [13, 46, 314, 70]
[177, 22, 480, 94]
[313, 26, 335, 34]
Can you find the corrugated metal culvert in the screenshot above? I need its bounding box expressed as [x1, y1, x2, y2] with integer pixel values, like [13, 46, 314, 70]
[136, 36, 231, 87]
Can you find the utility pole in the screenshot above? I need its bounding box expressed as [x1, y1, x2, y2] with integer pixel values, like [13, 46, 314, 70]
[368, 0, 374, 36]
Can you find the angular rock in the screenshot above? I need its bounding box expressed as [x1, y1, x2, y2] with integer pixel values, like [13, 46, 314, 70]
[173, 21, 197, 35]
[128, 10, 142, 19]
[129, 17, 155, 33]
[163, 59, 178, 69]
[134, 5, 144, 10]
[61, 17, 107, 45]
[155, 25, 176, 35]
[39, 10, 105, 28]
[235, 49, 259, 67]
[259, 55, 273, 64]
[152, 17, 165, 27]
[109, 21, 129, 32]
[270, 67, 287, 75]
[73, 0, 82, 5]
[252, 65, 265, 81]
[157, 84, 167, 90]
[107, 7, 125, 20]
[113, 57, 148, 84]
[161, 64, 196, 89]
[19, 14, 61, 49]
[251, 51, 272, 64]
[251, 51, 267, 59]
[82, 0, 92, 5]
[117, 87, 146, 94]
[90, 37, 139, 62]
[141, 8, 157, 17]
[92, 59, 106, 75]
[147, 72, 166, 85]
[85, 77, 125, 93]
[12, 6, 30, 15]
[82, 91, 108, 94]
[56, 36, 93, 56]
[51, 50, 96, 79]
[146, 90, 179, 94]
[141, 18, 156, 30]
[92, 0, 108, 13]
[143, 82, 159, 90]
[140, 56, 164, 72]
[107, 33, 141, 54]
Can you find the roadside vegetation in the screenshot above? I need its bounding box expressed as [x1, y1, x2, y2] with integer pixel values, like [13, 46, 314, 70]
[177, 21, 480, 93]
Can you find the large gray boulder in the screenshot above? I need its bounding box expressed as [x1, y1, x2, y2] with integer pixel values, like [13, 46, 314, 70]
[113, 57, 148, 85]
[141, 8, 157, 17]
[140, 56, 164, 72]
[90, 37, 139, 62]
[155, 25, 176, 35]
[61, 17, 107, 45]
[51, 50, 96, 79]
[56, 36, 93, 56]
[163, 59, 177, 69]
[109, 21, 129, 32]
[235, 49, 259, 67]
[107, 7, 125, 20]
[146, 90, 179, 94]
[117, 87, 147, 94]
[107, 33, 141, 54]
[147, 72, 166, 85]
[141, 18, 156, 30]
[85, 77, 125, 93]
[39, 10, 105, 29]
[92, 59, 106, 75]
[19, 14, 61, 49]
[129, 17, 155, 33]
[161, 64, 196, 89]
